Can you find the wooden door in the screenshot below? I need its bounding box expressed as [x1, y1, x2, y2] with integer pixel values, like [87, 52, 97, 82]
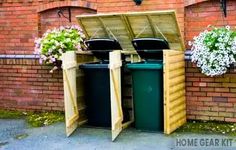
[109, 50, 123, 141]
[62, 51, 79, 137]
[163, 50, 186, 134]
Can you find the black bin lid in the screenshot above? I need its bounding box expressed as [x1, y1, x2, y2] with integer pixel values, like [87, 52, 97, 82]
[85, 39, 122, 60]
[132, 38, 170, 60]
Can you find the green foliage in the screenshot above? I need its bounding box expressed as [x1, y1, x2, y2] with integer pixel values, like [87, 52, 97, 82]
[0, 109, 64, 127]
[34, 25, 86, 71]
[26, 112, 64, 127]
[203, 26, 236, 52]
[176, 120, 236, 136]
[0, 109, 26, 119]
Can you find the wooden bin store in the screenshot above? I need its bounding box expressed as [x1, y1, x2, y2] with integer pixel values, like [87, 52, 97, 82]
[62, 10, 186, 141]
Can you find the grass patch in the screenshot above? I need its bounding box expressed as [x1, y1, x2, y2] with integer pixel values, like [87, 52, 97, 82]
[175, 120, 236, 136]
[26, 112, 64, 127]
[0, 109, 64, 127]
[0, 109, 25, 119]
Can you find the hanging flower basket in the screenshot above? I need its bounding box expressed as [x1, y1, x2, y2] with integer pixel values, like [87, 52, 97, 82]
[34, 25, 86, 72]
[189, 25, 236, 77]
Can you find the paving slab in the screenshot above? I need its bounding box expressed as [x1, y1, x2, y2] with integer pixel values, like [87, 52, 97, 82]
[0, 119, 236, 150]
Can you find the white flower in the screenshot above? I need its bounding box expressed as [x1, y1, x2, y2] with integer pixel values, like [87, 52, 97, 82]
[226, 25, 230, 30]
[190, 26, 236, 76]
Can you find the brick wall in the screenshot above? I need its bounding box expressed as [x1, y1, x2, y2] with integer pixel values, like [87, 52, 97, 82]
[0, 0, 97, 54]
[0, 58, 64, 111]
[40, 7, 96, 35]
[0, 0, 236, 122]
[0, 0, 96, 111]
[185, 0, 236, 122]
[186, 61, 236, 122]
[97, 0, 185, 35]
[185, 0, 236, 48]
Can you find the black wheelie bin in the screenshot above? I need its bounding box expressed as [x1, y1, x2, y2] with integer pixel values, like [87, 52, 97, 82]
[80, 39, 123, 127]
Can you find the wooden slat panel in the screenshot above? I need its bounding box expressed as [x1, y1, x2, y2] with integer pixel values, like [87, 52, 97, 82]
[169, 117, 186, 133]
[164, 50, 186, 134]
[101, 17, 133, 50]
[170, 102, 186, 117]
[62, 51, 79, 137]
[169, 82, 185, 95]
[63, 52, 95, 137]
[170, 96, 185, 110]
[169, 68, 185, 79]
[169, 62, 185, 71]
[169, 87, 185, 102]
[170, 111, 186, 125]
[76, 10, 185, 51]
[109, 51, 123, 141]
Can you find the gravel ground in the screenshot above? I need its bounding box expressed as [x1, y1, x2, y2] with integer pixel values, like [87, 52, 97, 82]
[0, 119, 236, 150]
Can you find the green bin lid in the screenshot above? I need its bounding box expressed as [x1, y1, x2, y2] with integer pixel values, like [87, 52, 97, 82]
[126, 62, 163, 70]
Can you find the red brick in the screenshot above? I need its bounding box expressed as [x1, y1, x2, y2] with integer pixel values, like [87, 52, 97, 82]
[195, 116, 209, 120]
[200, 87, 214, 92]
[186, 87, 199, 92]
[218, 103, 233, 107]
[228, 98, 236, 103]
[198, 97, 212, 102]
[186, 77, 200, 82]
[225, 118, 236, 122]
[187, 115, 196, 120]
[222, 93, 236, 97]
[210, 116, 224, 121]
[215, 88, 229, 93]
[219, 112, 233, 118]
[187, 96, 198, 101]
[204, 102, 218, 107]
[207, 92, 221, 97]
[207, 83, 222, 87]
[193, 92, 206, 96]
[212, 97, 228, 103]
[197, 106, 210, 111]
[225, 108, 236, 113]
[200, 78, 214, 82]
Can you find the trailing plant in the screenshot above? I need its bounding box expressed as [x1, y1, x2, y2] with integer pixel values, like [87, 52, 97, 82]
[189, 25, 236, 76]
[34, 25, 86, 72]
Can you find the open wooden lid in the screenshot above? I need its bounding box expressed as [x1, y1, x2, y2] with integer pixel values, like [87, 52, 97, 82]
[76, 10, 185, 51]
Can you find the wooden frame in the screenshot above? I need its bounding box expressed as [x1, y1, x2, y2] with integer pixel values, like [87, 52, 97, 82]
[63, 51, 134, 140]
[62, 10, 186, 139]
[62, 51, 79, 137]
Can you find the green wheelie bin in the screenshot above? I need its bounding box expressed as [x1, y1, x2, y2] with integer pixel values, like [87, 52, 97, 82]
[127, 38, 169, 131]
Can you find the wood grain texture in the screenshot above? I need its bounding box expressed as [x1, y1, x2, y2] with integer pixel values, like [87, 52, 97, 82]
[76, 11, 185, 51]
[109, 51, 123, 141]
[63, 52, 95, 137]
[163, 50, 186, 134]
[62, 51, 79, 137]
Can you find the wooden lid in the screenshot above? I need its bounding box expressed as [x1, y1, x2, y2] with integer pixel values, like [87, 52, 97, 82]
[76, 10, 185, 51]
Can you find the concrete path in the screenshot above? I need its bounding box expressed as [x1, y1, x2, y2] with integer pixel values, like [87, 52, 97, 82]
[0, 119, 236, 150]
